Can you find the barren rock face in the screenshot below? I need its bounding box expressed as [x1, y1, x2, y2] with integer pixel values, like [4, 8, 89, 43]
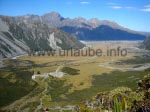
[0, 16, 85, 58]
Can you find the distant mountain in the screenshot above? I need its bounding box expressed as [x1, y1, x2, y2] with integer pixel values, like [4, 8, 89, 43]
[41, 12, 148, 40]
[0, 11, 149, 58]
[60, 25, 145, 40]
[9, 11, 147, 41]
[142, 37, 150, 50]
[0, 16, 85, 58]
[140, 32, 150, 37]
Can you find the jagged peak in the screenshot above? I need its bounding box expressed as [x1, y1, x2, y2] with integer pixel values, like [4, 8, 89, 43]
[88, 18, 100, 24]
[42, 11, 63, 19]
[74, 17, 87, 21]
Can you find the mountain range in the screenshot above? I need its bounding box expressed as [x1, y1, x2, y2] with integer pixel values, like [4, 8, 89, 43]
[11, 11, 148, 40]
[0, 15, 85, 58]
[0, 11, 149, 58]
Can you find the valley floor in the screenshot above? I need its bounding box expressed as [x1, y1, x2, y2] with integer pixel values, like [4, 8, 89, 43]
[0, 41, 150, 112]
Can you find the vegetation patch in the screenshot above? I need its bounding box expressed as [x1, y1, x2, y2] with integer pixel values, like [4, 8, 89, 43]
[66, 69, 150, 103]
[77, 74, 150, 112]
[47, 77, 73, 102]
[116, 57, 150, 65]
[61, 67, 80, 75]
[0, 69, 37, 107]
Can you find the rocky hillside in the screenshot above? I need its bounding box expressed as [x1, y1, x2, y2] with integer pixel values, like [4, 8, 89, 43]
[11, 11, 147, 40]
[0, 16, 85, 58]
[0, 19, 29, 58]
[142, 37, 150, 50]
[1, 11, 149, 58]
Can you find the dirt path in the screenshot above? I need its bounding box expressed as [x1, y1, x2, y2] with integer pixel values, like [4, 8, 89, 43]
[33, 64, 65, 111]
[32, 56, 97, 111]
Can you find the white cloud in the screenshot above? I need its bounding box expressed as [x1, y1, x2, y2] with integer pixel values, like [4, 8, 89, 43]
[111, 6, 122, 9]
[141, 8, 150, 12]
[139, 5, 150, 12]
[80, 1, 90, 5]
[107, 2, 150, 12]
[107, 2, 122, 9]
[144, 5, 150, 8]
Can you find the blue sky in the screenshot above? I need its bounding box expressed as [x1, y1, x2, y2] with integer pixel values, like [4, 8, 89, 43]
[0, 0, 150, 32]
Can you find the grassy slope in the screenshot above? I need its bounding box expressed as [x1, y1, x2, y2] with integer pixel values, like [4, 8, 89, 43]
[66, 70, 148, 103]
[0, 69, 37, 107]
